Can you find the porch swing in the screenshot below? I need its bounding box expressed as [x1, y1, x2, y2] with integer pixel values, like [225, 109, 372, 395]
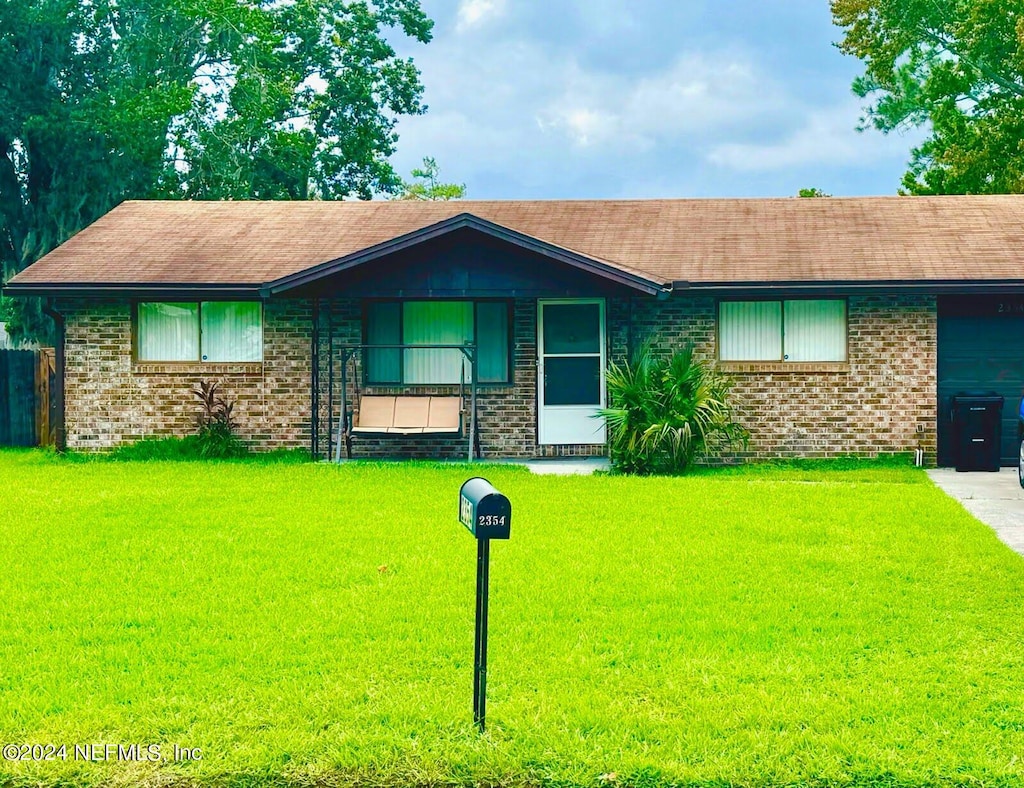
[335, 343, 480, 462]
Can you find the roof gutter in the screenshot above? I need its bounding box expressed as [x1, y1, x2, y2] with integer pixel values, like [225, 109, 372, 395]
[2, 282, 264, 299]
[671, 279, 1024, 295]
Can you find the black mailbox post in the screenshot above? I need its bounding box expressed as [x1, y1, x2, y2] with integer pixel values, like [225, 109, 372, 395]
[458, 477, 511, 732]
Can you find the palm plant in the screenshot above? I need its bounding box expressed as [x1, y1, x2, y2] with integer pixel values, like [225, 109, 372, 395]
[597, 344, 748, 474]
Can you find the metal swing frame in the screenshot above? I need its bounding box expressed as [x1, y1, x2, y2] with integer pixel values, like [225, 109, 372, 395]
[335, 343, 479, 463]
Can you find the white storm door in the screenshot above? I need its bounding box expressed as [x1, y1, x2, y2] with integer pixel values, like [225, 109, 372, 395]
[537, 299, 607, 445]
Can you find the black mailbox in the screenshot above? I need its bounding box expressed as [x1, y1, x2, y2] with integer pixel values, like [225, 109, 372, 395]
[459, 477, 511, 540]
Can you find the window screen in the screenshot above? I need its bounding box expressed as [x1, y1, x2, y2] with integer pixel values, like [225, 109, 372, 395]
[201, 302, 263, 362]
[365, 301, 401, 383]
[719, 301, 782, 361]
[137, 302, 262, 362]
[137, 302, 200, 361]
[403, 301, 473, 384]
[476, 302, 509, 383]
[719, 300, 846, 362]
[365, 300, 511, 384]
[784, 300, 846, 362]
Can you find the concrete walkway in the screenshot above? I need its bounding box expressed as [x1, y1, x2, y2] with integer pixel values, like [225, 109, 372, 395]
[518, 458, 611, 475]
[927, 468, 1024, 555]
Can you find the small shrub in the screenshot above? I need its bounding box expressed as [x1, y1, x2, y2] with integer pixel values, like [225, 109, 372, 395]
[597, 344, 748, 475]
[192, 381, 247, 459]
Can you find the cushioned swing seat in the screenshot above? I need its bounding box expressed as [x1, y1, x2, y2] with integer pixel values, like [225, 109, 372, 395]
[350, 395, 462, 435]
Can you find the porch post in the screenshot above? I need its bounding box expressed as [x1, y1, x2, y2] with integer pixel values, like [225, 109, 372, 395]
[335, 348, 347, 463]
[469, 346, 477, 463]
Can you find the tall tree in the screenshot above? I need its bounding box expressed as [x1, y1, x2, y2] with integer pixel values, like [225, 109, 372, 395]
[0, 0, 433, 341]
[396, 156, 466, 201]
[832, 0, 1024, 194]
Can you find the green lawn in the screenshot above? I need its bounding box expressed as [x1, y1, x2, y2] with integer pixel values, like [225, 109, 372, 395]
[1, 450, 1023, 787]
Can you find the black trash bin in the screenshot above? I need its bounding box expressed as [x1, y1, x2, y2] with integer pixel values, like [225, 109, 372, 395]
[950, 393, 1004, 472]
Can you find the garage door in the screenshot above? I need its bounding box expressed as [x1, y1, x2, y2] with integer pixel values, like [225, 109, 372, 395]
[937, 296, 1024, 467]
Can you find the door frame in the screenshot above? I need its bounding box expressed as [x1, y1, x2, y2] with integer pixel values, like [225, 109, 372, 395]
[536, 298, 607, 445]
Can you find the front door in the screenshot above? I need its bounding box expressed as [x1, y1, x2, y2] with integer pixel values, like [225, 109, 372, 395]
[537, 300, 606, 445]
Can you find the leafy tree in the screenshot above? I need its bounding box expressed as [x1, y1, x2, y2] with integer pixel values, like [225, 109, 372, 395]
[798, 188, 832, 197]
[396, 156, 466, 201]
[832, 0, 1024, 194]
[0, 0, 433, 342]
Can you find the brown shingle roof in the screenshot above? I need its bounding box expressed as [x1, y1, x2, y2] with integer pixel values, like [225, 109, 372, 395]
[8, 195, 1024, 290]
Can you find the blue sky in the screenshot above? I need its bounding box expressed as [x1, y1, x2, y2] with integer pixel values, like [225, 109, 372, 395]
[389, 0, 925, 200]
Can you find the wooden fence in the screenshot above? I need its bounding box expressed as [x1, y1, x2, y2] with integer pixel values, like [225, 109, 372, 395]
[0, 348, 54, 447]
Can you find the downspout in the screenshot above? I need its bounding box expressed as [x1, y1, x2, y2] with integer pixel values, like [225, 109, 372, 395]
[41, 298, 66, 452]
[627, 295, 634, 360]
[327, 300, 334, 461]
[311, 298, 320, 460]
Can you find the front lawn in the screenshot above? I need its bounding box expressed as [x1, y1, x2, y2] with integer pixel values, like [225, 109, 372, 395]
[0, 451, 1022, 787]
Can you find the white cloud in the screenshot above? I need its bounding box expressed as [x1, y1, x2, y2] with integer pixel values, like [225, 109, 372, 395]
[538, 105, 620, 148]
[707, 101, 920, 172]
[534, 53, 786, 153]
[394, 37, 796, 195]
[628, 57, 781, 138]
[455, 0, 505, 32]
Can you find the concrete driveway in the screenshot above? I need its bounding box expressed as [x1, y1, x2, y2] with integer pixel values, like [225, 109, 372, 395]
[927, 468, 1024, 555]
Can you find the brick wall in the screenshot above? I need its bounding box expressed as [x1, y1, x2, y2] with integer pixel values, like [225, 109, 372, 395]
[57, 293, 937, 463]
[59, 299, 312, 452]
[618, 294, 937, 463]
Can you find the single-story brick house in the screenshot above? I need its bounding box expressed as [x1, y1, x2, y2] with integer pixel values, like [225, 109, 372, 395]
[5, 196, 1024, 465]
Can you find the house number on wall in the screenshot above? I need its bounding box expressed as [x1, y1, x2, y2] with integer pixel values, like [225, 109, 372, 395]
[997, 301, 1024, 314]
